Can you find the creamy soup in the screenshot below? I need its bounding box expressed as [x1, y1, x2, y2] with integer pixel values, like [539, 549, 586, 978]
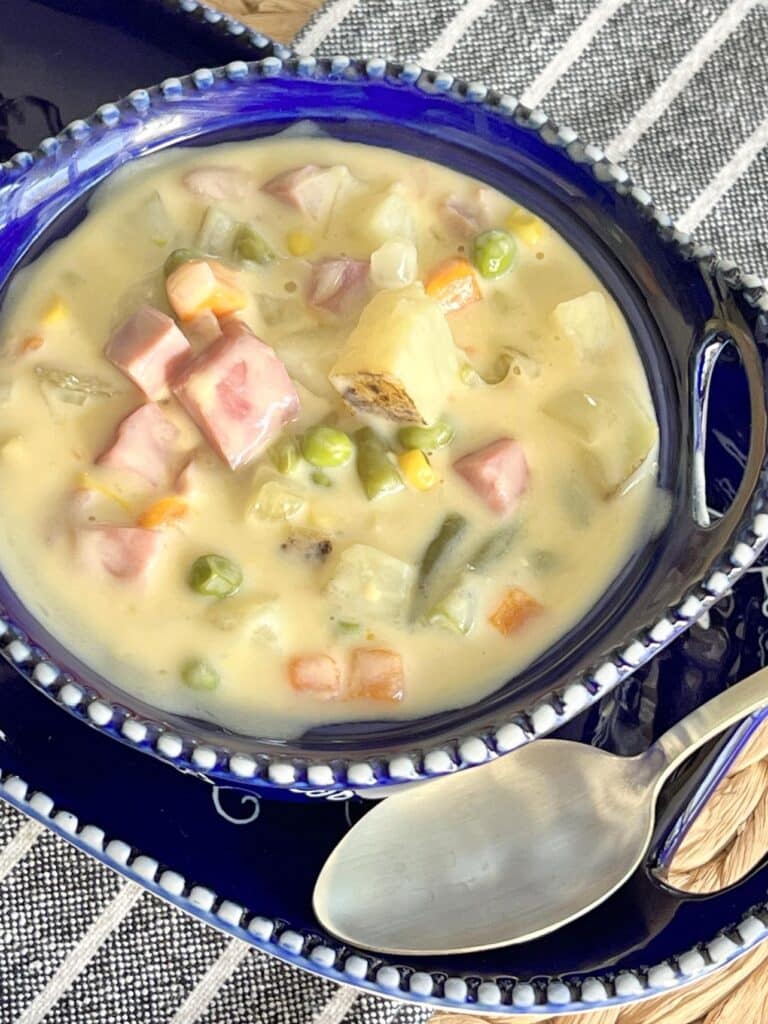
[0, 137, 659, 737]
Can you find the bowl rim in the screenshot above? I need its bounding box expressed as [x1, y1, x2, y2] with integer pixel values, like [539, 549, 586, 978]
[1, 53, 768, 795]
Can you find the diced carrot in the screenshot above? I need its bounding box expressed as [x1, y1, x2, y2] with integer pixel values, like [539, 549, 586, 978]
[348, 647, 405, 702]
[489, 586, 542, 636]
[137, 495, 188, 529]
[289, 653, 342, 701]
[424, 258, 481, 314]
[19, 334, 44, 354]
[166, 259, 247, 321]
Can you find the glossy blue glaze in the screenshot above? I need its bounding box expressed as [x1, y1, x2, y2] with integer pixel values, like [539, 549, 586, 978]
[1, 58, 768, 799]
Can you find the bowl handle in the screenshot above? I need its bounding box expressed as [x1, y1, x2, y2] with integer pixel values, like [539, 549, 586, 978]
[646, 709, 768, 899]
[689, 271, 768, 535]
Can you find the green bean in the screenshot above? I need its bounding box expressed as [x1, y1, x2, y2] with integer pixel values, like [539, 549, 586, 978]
[233, 223, 275, 265]
[468, 523, 520, 574]
[425, 576, 477, 635]
[529, 549, 559, 573]
[181, 658, 220, 691]
[354, 428, 404, 501]
[472, 229, 517, 279]
[411, 513, 468, 620]
[302, 425, 354, 468]
[269, 434, 301, 475]
[397, 420, 455, 452]
[188, 554, 243, 598]
[164, 247, 207, 278]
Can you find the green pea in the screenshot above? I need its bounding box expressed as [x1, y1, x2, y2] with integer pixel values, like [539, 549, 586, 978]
[181, 658, 220, 691]
[311, 469, 333, 488]
[472, 229, 517, 279]
[301, 425, 354, 468]
[233, 224, 275, 265]
[188, 554, 243, 598]
[354, 427, 404, 501]
[398, 420, 455, 452]
[164, 247, 207, 278]
[269, 434, 301, 474]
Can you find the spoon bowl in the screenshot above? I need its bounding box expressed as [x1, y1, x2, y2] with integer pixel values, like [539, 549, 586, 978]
[314, 665, 768, 954]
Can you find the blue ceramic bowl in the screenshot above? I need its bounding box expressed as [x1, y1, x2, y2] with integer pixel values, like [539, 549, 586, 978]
[1, 56, 767, 799]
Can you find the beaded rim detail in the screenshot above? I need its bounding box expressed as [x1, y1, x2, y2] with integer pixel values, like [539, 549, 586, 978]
[0, 55, 767, 794]
[2, 764, 767, 1014]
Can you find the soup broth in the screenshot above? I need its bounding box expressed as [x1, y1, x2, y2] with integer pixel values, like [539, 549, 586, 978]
[0, 137, 659, 736]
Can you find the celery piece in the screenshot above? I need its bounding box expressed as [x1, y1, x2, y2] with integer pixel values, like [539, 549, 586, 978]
[35, 365, 117, 400]
[195, 206, 237, 257]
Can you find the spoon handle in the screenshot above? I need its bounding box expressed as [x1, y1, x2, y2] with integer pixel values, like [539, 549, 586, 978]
[649, 664, 768, 789]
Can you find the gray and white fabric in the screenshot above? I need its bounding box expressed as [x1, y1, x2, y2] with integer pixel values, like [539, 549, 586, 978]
[2, 0, 768, 1020]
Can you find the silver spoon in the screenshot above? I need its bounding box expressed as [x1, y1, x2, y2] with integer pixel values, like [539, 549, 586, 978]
[314, 664, 768, 955]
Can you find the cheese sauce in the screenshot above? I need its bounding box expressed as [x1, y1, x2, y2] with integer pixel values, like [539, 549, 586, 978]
[0, 137, 659, 737]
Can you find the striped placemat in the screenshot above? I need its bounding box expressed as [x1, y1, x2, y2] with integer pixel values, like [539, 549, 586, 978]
[2, 0, 768, 1021]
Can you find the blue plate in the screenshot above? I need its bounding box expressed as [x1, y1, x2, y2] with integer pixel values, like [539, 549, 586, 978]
[1, 3, 768, 1015]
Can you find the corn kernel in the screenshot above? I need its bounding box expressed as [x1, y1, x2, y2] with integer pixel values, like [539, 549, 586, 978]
[286, 229, 316, 257]
[506, 209, 546, 248]
[397, 449, 438, 491]
[41, 297, 68, 326]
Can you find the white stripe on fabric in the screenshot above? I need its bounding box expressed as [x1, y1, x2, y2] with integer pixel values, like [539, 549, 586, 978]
[605, 0, 757, 162]
[294, 0, 361, 55]
[15, 882, 144, 1024]
[0, 819, 44, 881]
[677, 111, 768, 231]
[520, 0, 630, 109]
[168, 938, 251, 1024]
[311, 986, 358, 1024]
[419, 0, 498, 69]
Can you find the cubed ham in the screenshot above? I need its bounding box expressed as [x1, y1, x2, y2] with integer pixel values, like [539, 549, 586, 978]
[453, 438, 529, 515]
[349, 647, 405, 702]
[289, 653, 342, 701]
[97, 403, 181, 489]
[75, 525, 161, 582]
[172, 319, 300, 470]
[165, 260, 246, 322]
[262, 165, 346, 222]
[183, 167, 253, 202]
[105, 304, 191, 400]
[309, 258, 369, 315]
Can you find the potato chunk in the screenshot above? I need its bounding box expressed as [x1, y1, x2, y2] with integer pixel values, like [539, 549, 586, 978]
[326, 543, 414, 623]
[545, 383, 658, 494]
[329, 284, 459, 424]
[552, 291, 613, 359]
